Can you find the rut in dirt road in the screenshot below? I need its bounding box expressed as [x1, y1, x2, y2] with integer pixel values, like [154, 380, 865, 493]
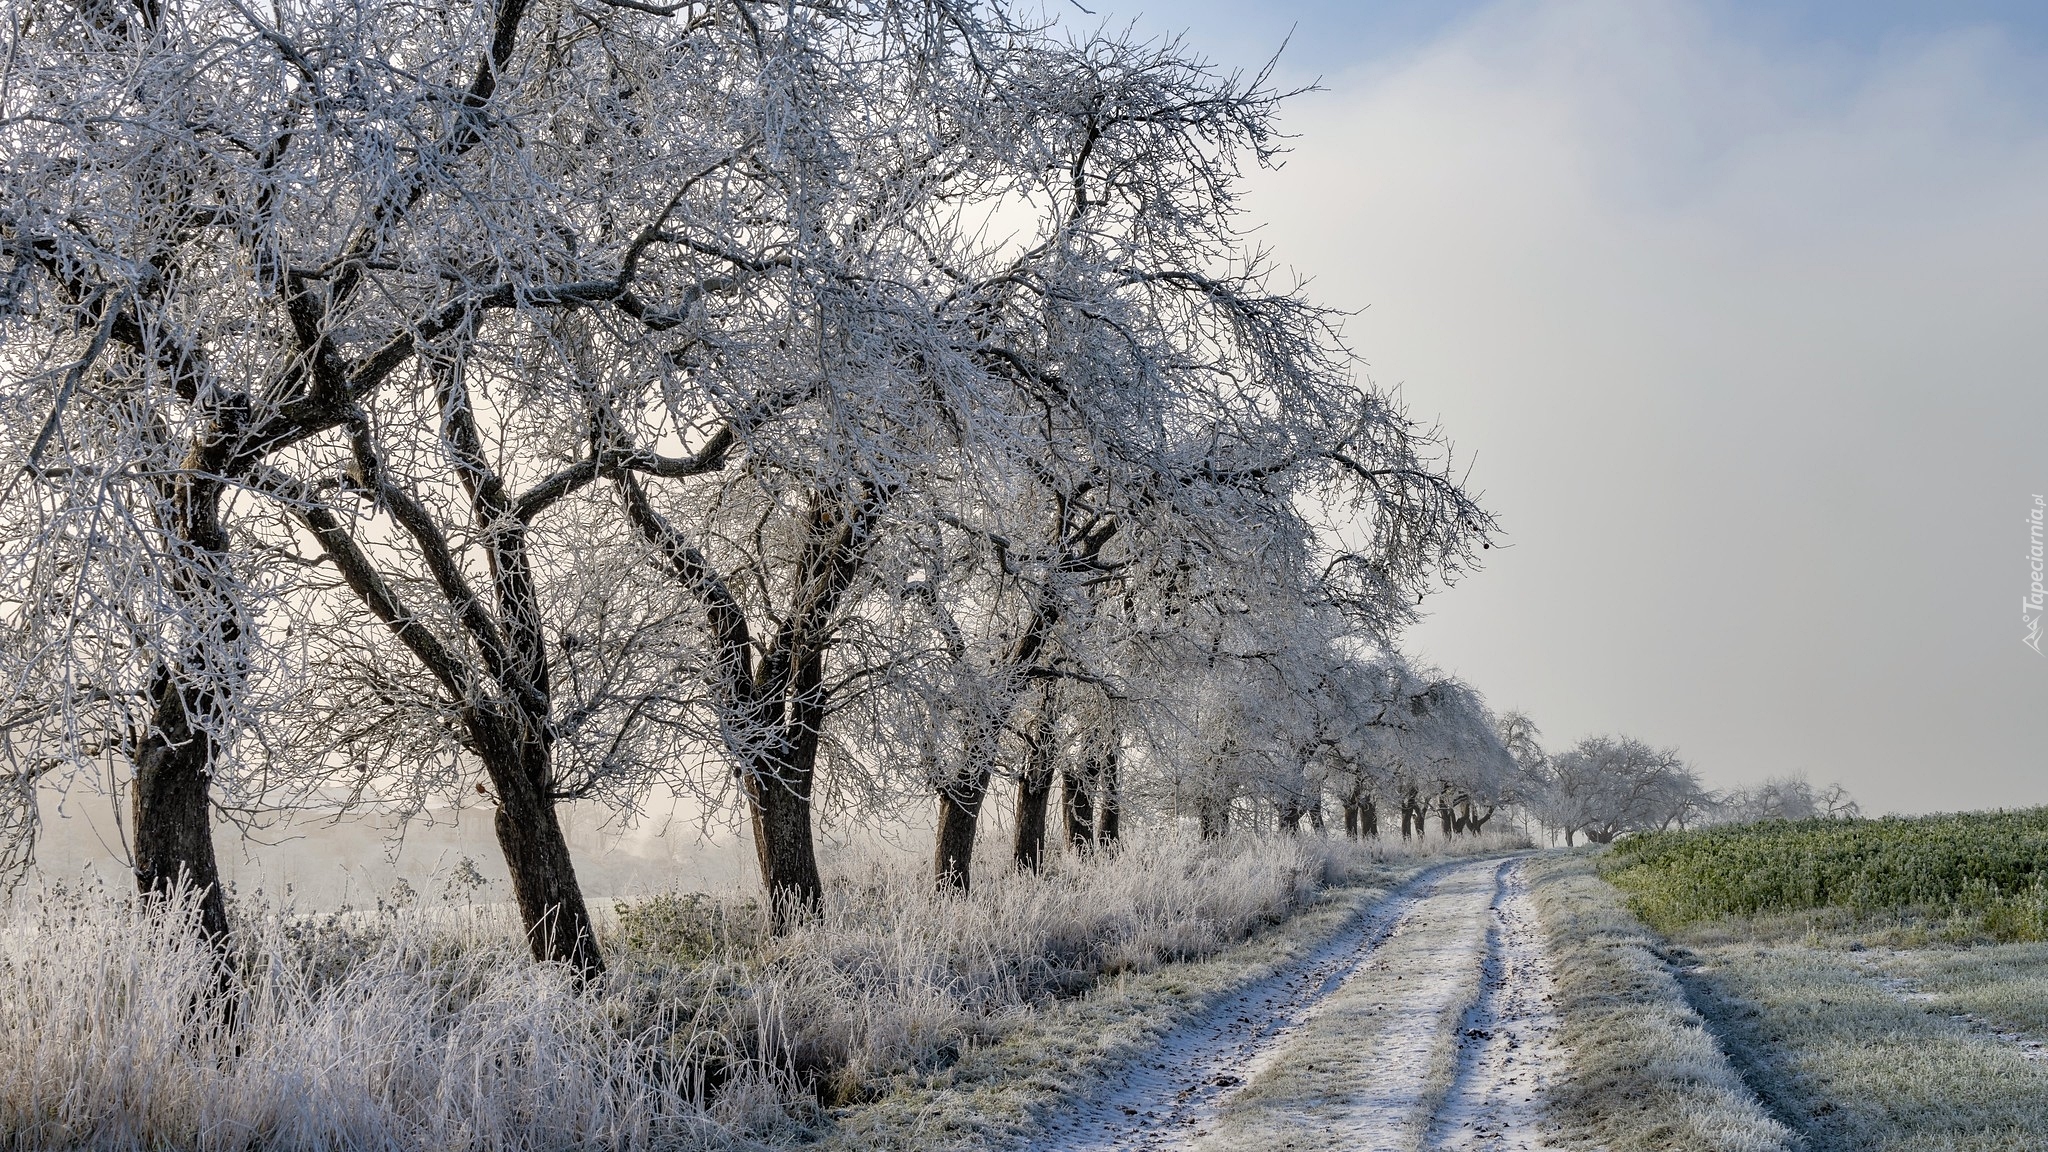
[1027, 861, 1458, 1151]
[1030, 856, 1567, 1152]
[1426, 860, 1566, 1151]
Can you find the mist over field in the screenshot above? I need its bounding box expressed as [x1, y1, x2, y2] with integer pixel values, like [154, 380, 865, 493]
[28, 790, 757, 908]
[1129, 0, 2048, 815]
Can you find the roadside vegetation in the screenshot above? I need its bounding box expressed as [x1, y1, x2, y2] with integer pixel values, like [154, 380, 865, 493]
[1566, 813, 2048, 1152]
[1526, 853, 1793, 1152]
[0, 831, 1525, 1151]
[1602, 808, 2048, 940]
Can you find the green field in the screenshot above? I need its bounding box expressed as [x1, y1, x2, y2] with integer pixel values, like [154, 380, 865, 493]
[1600, 808, 2048, 940]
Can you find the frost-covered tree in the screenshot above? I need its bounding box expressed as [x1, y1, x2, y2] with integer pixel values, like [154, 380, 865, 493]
[0, 0, 1497, 962]
[1716, 775, 1860, 824]
[2, 0, 625, 955]
[1539, 735, 1708, 845]
[0, 0, 1018, 961]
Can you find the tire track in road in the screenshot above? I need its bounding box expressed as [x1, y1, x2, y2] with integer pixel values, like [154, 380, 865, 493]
[1425, 859, 1566, 1151]
[1033, 856, 1569, 1152]
[1029, 861, 1461, 1151]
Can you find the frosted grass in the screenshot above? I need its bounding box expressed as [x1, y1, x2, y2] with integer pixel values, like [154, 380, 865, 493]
[0, 828, 1523, 1150]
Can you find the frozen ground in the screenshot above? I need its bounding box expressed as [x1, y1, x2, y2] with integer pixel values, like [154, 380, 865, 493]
[1030, 857, 1566, 1152]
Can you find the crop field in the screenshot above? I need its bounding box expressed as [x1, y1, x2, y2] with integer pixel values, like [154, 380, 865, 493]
[1600, 808, 2048, 940]
[1590, 814, 2048, 1152]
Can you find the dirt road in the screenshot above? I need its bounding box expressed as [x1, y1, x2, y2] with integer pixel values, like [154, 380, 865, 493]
[1032, 856, 1564, 1152]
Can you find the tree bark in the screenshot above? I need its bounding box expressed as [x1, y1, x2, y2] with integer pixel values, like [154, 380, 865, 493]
[1096, 751, 1120, 847]
[1012, 696, 1058, 871]
[1359, 795, 1379, 837]
[935, 771, 990, 890]
[132, 467, 236, 969]
[486, 747, 602, 975]
[1013, 779, 1053, 869]
[747, 758, 824, 927]
[1062, 765, 1094, 849]
[747, 632, 828, 925]
[131, 700, 231, 954]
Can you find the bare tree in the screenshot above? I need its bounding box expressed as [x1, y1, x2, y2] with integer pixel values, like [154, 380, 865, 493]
[1, 0, 593, 954]
[1540, 735, 1708, 845]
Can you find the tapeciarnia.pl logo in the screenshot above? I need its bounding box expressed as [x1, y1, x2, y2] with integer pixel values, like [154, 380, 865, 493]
[2028, 495, 2045, 655]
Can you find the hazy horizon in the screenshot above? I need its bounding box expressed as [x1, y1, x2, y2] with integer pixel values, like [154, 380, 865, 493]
[1100, 0, 2048, 815]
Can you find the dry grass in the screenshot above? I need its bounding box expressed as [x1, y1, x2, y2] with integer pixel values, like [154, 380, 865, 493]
[815, 828, 1533, 1152]
[0, 880, 779, 1152]
[1526, 851, 1794, 1152]
[1857, 941, 2048, 1035]
[1670, 913, 2048, 1152]
[0, 827, 1526, 1151]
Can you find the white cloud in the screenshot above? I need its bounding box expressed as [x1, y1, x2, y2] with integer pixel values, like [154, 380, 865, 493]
[1242, 0, 2048, 811]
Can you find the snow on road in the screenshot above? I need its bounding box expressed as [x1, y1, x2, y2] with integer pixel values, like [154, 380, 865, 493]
[1426, 860, 1566, 1150]
[1032, 856, 1565, 1152]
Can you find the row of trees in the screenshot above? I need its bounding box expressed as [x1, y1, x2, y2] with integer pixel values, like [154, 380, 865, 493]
[0, 0, 1497, 979]
[1133, 665, 1864, 852]
[1503, 724, 1858, 845]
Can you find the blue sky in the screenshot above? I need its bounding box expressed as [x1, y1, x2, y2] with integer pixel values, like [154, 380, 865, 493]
[1096, 1, 2048, 78]
[1071, 0, 2048, 814]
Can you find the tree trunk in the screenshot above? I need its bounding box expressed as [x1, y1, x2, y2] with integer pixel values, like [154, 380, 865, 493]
[132, 470, 235, 970]
[1062, 766, 1094, 849]
[1564, 826, 1576, 847]
[489, 758, 603, 978]
[1400, 785, 1422, 840]
[1278, 798, 1304, 835]
[746, 752, 824, 929]
[1096, 757, 1120, 847]
[748, 607, 837, 927]
[1360, 796, 1379, 837]
[1011, 689, 1058, 871]
[1438, 796, 1455, 837]
[934, 771, 990, 890]
[1342, 803, 1359, 838]
[131, 702, 231, 955]
[1197, 794, 1229, 839]
[1013, 767, 1054, 872]
[1470, 804, 1495, 833]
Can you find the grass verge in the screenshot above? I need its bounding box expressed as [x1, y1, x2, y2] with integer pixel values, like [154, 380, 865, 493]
[818, 865, 1427, 1152]
[0, 829, 1525, 1151]
[819, 833, 1532, 1151]
[1526, 851, 1794, 1152]
[1669, 913, 2048, 1152]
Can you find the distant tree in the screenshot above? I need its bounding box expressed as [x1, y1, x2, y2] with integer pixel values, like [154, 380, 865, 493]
[1817, 782, 1862, 820]
[1718, 776, 1860, 823]
[1543, 735, 1708, 845]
